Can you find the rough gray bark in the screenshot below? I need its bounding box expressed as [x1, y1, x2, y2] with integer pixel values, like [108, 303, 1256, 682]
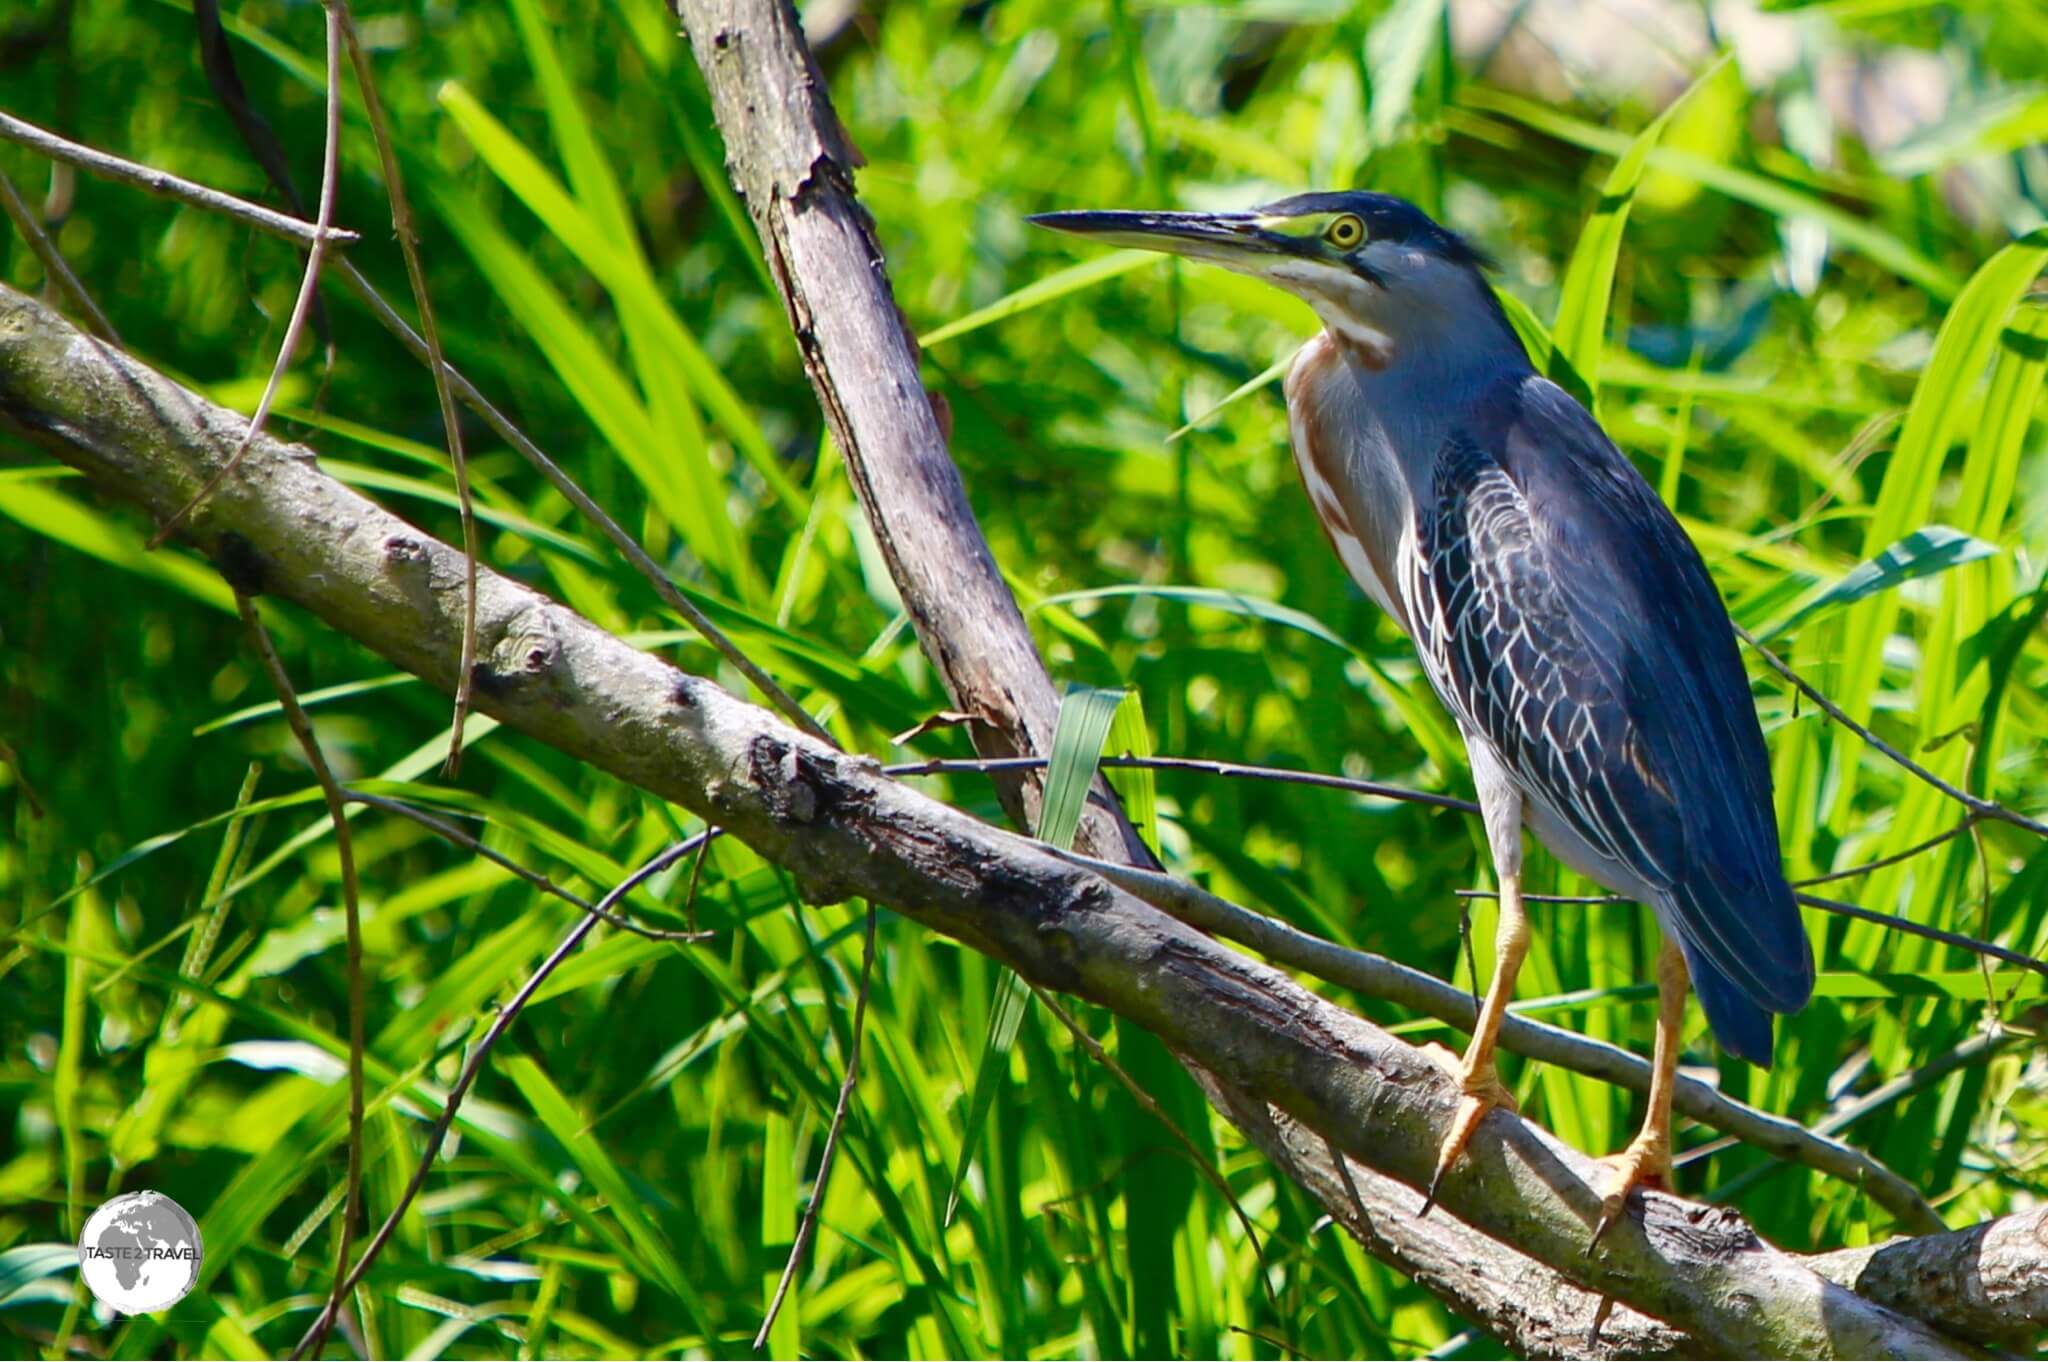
[673, 0, 1146, 861]
[1198, 1073, 1697, 1360]
[1, 278, 2020, 1358]
[1811, 1208, 2048, 1350]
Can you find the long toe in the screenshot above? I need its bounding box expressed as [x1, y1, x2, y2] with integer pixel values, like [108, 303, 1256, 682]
[1423, 1069, 1517, 1214]
[1589, 1139, 1674, 1249]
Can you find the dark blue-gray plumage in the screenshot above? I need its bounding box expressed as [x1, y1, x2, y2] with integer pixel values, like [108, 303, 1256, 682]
[1034, 189, 1812, 1233]
[1411, 374, 1812, 1063]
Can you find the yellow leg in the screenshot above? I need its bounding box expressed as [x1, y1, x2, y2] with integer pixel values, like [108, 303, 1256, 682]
[1591, 937, 1687, 1247]
[1422, 870, 1528, 1213]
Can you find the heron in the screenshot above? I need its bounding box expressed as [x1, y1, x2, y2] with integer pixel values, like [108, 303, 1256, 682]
[1030, 192, 1814, 1237]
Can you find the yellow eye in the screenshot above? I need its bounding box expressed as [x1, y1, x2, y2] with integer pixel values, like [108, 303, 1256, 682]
[1325, 214, 1365, 248]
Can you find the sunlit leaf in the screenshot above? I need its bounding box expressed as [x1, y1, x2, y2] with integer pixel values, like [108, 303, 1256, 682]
[1764, 526, 2002, 639]
[1550, 54, 1728, 410]
[945, 686, 1123, 1228]
[921, 250, 1160, 346]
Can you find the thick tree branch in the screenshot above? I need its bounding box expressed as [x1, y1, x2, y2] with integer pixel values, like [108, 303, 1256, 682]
[671, 0, 1146, 862]
[1048, 841, 1942, 1232]
[0, 276, 2017, 1360]
[1810, 1208, 2048, 1351]
[1198, 1073, 1695, 1360]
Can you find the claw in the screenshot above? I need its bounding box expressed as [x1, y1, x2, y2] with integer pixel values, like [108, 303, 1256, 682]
[1421, 1059, 1516, 1218]
[1586, 1136, 1674, 1252]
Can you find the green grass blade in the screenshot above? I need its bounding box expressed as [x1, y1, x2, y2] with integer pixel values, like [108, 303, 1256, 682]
[1166, 347, 1299, 442]
[194, 674, 418, 736]
[423, 181, 708, 545]
[945, 687, 1125, 1227]
[499, 0, 758, 594]
[0, 1244, 77, 1307]
[942, 971, 1028, 1228]
[504, 0, 634, 250]
[1038, 686, 1127, 852]
[54, 878, 96, 1249]
[1657, 345, 1706, 503]
[1882, 87, 2048, 177]
[1824, 227, 2048, 816]
[1765, 526, 2001, 640]
[1105, 690, 1158, 856]
[760, 1110, 799, 1359]
[436, 82, 803, 535]
[921, 250, 1161, 347]
[1550, 55, 1728, 411]
[1462, 87, 1962, 298]
[1364, 0, 1445, 146]
[1494, 284, 1591, 398]
[501, 1054, 712, 1328]
[0, 481, 234, 613]
[1812, 971, 2044, 1000]
[1036, 584, 1352, 653]
[326, 461, 607, 563]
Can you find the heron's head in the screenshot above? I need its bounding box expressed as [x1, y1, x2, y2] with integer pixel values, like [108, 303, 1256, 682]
[1030, 191, 1514, 369]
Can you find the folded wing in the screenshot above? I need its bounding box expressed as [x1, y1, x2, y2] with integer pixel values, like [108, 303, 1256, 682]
[1409, 374, 1812, 1060]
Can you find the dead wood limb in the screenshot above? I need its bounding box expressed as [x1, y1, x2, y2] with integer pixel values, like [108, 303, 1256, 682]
[674, 0, 1146, 862]
[1809, 1208, 2048, 1350]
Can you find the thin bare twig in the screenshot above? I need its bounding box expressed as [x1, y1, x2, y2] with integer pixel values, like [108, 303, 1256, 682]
[1969, 816, 1998, 1013]
[1027, 983, 1285, 1324]
[1793, 891, 2048, 978]
[332, 2, 479, 776]
[1040, 843, 1945, 1233]
[1738, 624, 2048, 839]
[1452, 884, 2047, 976]
[344, 790, 717, 942]
[888, 753, 1480, 816]
[1454, 890, 1623, 904]
[0, 164, 117, 343]
[225, 31, 347, 1351]
[1794, 815, 1982, 887]
[912, 750, 2043, 978]
[755, 904, 877, 1350]
[322, 257, 834, 748]
[681, 828, 716, 935]
[1323, 1133, 1372, 1228]
[238, 590, 364, 1362]
[150, 4, 344, 549]
[287, 832, 711, 1360]
[0, 109, 356, 250]
[1699, 1028, 2019, 1194]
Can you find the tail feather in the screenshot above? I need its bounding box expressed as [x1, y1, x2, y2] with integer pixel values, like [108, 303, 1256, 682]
[1680, 937, 1777, 1067]
[1667, 869, 1814, 1068]
[1671, 869, 1813, 1016]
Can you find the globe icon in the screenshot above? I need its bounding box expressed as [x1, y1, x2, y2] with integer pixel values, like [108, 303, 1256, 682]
[77, 1191, 203, 1315]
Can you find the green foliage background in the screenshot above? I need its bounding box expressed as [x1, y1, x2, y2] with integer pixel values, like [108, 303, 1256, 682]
[3, 0, 2047, 1356]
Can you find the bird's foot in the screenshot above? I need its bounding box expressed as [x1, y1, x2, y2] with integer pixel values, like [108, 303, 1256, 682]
[1420, 1044, 1517, 1216]
[1588, 1134, 1674, 1251]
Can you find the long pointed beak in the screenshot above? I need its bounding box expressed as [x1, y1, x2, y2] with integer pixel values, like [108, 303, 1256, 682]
[1027, 209, 1287, 269]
